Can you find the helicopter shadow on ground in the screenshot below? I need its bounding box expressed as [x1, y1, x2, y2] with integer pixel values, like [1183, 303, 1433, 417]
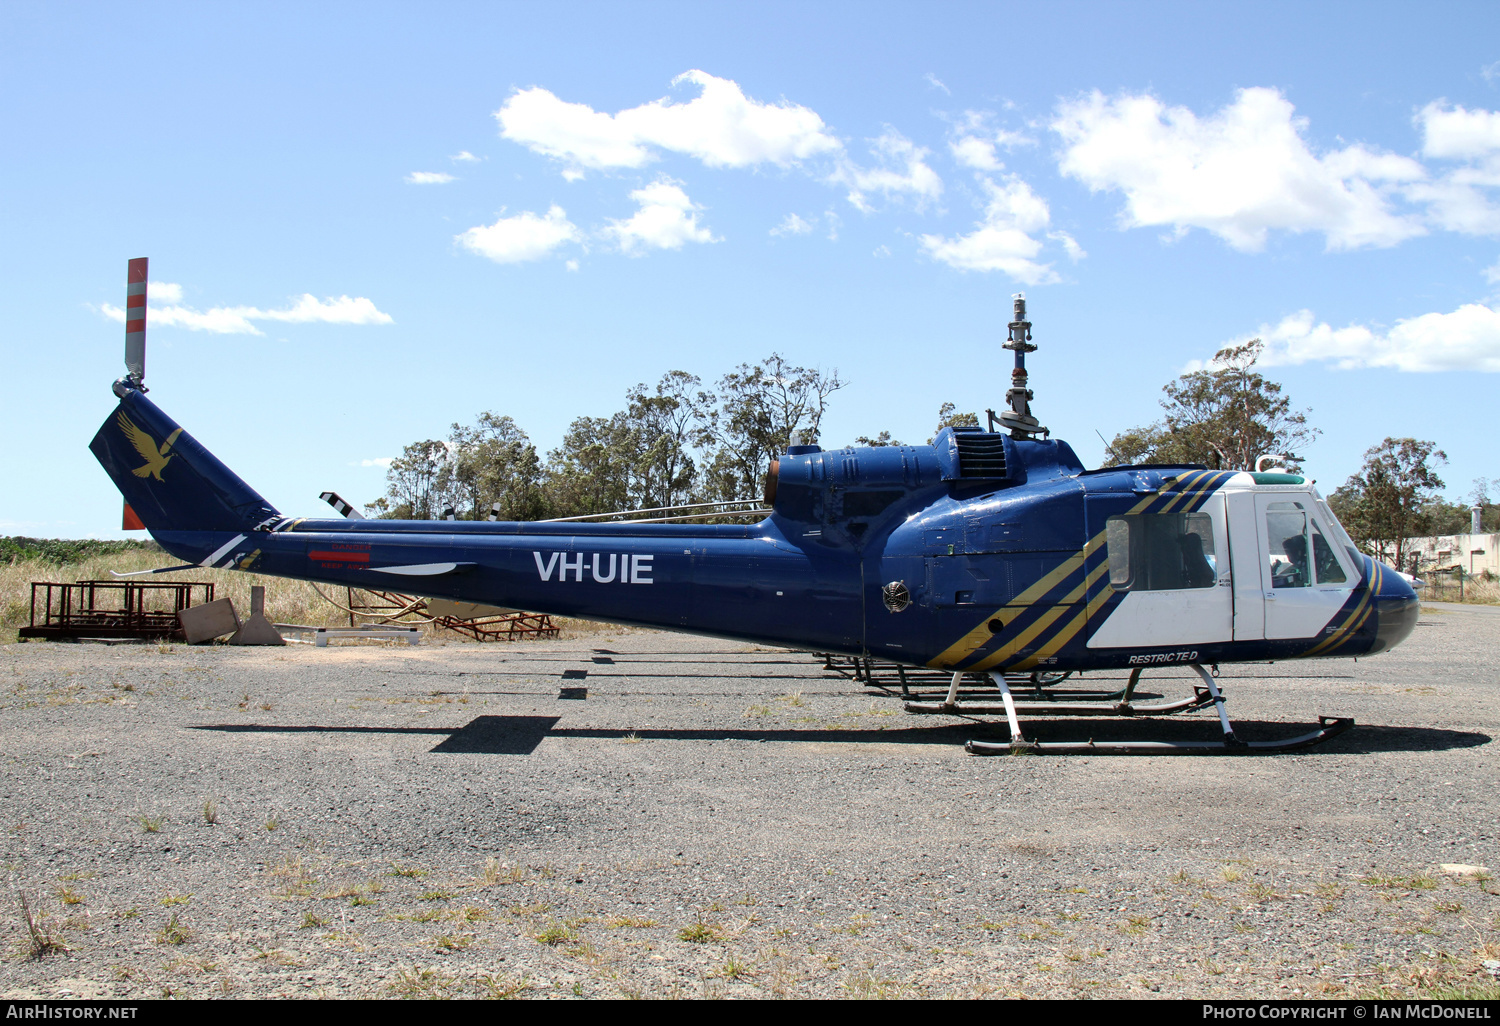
[979, 717, 1491, 756]
[191, 716, 1491, 757]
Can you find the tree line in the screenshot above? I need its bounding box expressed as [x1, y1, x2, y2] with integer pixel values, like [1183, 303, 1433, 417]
[370, 352, 996, 523]
[370, 352, 994, 522]
[372, 342, 1490, 574]
[369, 354, 858, 521]
[1102, 339, 1495, 573]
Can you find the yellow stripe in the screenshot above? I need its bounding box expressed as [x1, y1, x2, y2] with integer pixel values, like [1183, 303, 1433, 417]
[1156, 470, 1210, 513]
[1060, 557, 1111, 605]
[971, 561, 1113, 672]
[927, 532, 1106, 668]
[1008, 577, 1119, 670]
[1303, 562, 1379, 656]
[1313, 602, 1374, 657]
[1304, 592, 1368, 656]
[1158, 468, 1218, 513]
[963, 603, 1075, 672]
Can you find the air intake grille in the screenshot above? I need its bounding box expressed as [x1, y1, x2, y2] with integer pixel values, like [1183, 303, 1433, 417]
[954, 433, 1008, 479]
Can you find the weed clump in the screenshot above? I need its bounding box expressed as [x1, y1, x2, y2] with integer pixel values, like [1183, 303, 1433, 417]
[157, 912, 192, 946]
[14, 885, 69, 959]
[679, 920, 718, 944]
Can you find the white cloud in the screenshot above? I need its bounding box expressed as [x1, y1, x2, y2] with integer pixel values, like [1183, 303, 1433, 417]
[255, 295, 393, 325]
[950, 135, 1004, 172]
[1484, 259, 1500, 286]
[1049, 231, 1086, 261]
[949, 115, 1037, 172]
[1226, 303, 1500, 373]
[831, 130, 943, 212]
[1419, 101, 1500, 160]
[1052, 87, 1426, 251]
[495, 70, 842, 175]
[100, 293, 393, 336]
[450, 151, 481, 163]
[565, 259, 580, 272]
[148, 281, 183, 303]
[357, 457, 394, 468]
[925, 73, 951, 96]
[457, 205, 582, 263]
[604, 179, 717, 253]
[1410, 101, 1500, 235]
[405, 171, 455, 185]
[918, 175, 1059, 284]
[872, 244, 891, 258]
[1407, 170, 1500, 235]
[771, 213, 814, 237]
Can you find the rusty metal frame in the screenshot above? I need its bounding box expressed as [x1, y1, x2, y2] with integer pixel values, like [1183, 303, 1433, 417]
[341, 587, 560, 641]
[20, 579, 215, 641]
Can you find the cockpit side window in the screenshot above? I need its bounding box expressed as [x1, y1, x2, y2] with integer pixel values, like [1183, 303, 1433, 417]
[1106, 511, 1218, 592]
[1310, 519, 1347, 584]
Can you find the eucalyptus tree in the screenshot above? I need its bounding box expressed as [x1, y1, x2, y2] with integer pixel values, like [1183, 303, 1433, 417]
[1103, 340, 1318, 470]
[1328, 438, 1447, 571]
[699, 354, 845, 501]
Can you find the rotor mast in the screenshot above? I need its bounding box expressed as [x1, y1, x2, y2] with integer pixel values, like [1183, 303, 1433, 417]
[997, 292, 1046, 439]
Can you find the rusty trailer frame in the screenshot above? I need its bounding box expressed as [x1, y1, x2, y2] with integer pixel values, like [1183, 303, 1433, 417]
[19, 579, 215, 641]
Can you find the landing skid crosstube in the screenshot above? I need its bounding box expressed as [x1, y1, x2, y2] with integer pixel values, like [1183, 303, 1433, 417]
[903, 663, 1212, 717]
[946, 664, 1353, 756]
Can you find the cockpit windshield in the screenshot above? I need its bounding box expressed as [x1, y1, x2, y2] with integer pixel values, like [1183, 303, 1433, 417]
[1311, 488, 1365, 584]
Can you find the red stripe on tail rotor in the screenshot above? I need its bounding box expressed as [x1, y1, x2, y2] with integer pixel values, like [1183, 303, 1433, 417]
[124, 257, 148, 386]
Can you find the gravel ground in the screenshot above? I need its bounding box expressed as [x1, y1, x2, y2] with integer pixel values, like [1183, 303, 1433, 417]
[1, 606, 1497, 1000]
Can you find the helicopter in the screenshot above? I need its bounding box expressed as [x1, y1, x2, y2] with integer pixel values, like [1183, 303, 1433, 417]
[90, 259, 1420, 754]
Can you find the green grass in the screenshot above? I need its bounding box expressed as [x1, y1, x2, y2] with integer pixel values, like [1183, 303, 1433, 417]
[0, 536, 160, 565]
[679, 920, 718, 943]
[156, 913, 192, 946]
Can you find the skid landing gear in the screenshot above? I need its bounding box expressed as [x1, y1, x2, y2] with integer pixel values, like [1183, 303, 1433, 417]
[958, 664, 1353, 756]
[905, 664, 1213, 717]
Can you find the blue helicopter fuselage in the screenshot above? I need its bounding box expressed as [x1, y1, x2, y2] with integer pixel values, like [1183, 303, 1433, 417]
[91, 387, 1419, 670]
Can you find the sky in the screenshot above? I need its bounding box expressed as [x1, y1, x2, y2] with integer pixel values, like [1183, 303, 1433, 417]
[4, 0, 1499, 538]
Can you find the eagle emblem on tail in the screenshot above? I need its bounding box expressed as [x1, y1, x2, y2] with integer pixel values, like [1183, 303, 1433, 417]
[117, 412, 183, 481]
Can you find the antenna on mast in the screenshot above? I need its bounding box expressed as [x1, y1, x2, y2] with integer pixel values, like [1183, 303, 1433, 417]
[997, 292, 1046, 439]
[114, 257, 148, 397]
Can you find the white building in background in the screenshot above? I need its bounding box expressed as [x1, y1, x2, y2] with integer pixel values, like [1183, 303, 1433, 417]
[1394, 533, 1500, 578]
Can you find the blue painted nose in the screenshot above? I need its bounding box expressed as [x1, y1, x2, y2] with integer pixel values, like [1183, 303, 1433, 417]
[1366, 556, 1420, 654]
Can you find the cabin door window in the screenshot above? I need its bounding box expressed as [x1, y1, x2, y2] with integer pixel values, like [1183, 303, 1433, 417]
[1086, 496, 1232, 649]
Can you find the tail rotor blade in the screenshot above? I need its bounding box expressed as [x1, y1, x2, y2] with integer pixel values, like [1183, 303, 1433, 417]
[124, 257, 147, 386]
